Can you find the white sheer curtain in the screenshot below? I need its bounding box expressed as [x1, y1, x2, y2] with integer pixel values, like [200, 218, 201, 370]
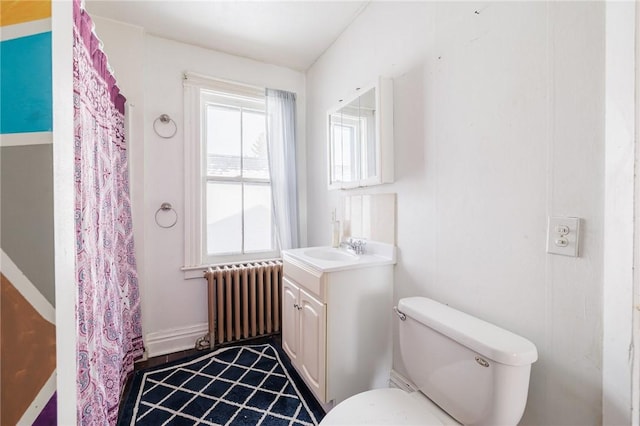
[265, 89, 300, 250]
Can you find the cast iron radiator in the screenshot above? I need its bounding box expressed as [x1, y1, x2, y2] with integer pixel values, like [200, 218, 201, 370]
[198, 260, 283, 349]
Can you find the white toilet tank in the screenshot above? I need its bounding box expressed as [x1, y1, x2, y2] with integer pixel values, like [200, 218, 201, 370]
[397, 297, 538, 426]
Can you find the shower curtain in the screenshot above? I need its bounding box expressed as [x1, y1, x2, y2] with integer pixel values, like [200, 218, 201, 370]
[73, 1, 143, 424]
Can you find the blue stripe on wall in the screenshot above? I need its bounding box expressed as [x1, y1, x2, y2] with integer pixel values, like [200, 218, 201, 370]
[0, 32, 52, 134]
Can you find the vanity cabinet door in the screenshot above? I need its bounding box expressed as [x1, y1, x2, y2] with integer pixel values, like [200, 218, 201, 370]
[298, 287, 326, 400]
[281, 275, 327, 402]
[282, 277, 300, 363]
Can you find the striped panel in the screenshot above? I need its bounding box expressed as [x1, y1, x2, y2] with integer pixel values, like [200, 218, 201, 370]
[0, 31, 52, 134]
[0, 0, 51, 27]
[0, 4, 56, 425]
[0, 0, 53, 137]
[0, 131, 52, 146]
[1, 17, 51, 42]
[1, 273, 56, 426]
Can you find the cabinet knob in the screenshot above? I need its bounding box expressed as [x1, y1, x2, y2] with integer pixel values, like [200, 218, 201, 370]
[293, 303, 302, 310]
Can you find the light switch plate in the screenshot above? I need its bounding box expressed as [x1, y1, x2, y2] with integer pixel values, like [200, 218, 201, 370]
[547, 216, 580, 257]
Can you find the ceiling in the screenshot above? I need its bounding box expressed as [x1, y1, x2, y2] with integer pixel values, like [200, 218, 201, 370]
[84, 0, 369, 71]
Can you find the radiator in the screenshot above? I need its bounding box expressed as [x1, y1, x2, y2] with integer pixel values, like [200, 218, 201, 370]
[199, 260, 283, 349]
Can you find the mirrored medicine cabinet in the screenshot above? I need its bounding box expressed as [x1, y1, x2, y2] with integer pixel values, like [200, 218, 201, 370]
[327, 77, 394, 190]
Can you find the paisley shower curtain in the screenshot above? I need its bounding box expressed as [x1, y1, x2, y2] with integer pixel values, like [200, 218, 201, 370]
[73, 1, 143, 424]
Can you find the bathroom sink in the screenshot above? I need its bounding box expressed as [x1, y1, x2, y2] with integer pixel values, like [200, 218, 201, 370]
[303, 248, 358, 261]
[282, 242, 396, 272]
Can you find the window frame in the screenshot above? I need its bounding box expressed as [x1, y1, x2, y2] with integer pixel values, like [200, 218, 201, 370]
[183, 72, 279, 271]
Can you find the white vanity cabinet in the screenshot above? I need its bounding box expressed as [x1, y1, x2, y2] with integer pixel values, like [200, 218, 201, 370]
[281, 254, 393, 406]
[282, 277, 326, 398]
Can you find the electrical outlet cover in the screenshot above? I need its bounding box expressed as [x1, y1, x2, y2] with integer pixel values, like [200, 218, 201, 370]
[546, 217, 580, 257]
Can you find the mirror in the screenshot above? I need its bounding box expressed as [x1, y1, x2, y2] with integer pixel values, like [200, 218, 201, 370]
[328, 78, 393, 189]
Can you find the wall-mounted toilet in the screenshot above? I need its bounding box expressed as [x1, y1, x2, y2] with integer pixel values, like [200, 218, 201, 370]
[320, 296, 538, 425]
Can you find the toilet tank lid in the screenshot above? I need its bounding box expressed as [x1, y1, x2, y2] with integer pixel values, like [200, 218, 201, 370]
[398, 297, 538, 366]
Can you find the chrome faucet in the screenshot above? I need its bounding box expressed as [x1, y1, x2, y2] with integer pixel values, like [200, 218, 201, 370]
[340, 238, 367, 255]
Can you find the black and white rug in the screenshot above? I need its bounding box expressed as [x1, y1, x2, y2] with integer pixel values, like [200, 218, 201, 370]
[118, 343, 325, 425]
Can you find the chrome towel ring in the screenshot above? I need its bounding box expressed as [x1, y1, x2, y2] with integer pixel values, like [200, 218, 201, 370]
[155, 202, 178, 228]
[153, 114, 177, 139]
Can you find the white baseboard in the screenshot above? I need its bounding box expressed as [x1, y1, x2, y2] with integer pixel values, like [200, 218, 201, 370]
[144, 323, 209, 358]
[389, 369, 417, 392]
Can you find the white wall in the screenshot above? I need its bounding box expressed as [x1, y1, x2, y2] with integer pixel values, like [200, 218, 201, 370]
[306, 2, 605, 425]
[603, 2, 637, 425]
[93, 18, 307, 357]
[52, 0, 77, 422]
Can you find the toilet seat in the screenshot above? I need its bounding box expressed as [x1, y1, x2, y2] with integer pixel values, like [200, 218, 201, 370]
[319, 388, 461, 425]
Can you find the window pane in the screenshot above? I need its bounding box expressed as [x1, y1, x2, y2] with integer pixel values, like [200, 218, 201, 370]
[242, 110, 269, 180]
[244, 184, 273, 253]
[340, 125, 354, 181]
[330, 115, 343, 183]
[362, 112, 376, 179]
[206, 182, 242, 255]
[206, 105, 241, 178]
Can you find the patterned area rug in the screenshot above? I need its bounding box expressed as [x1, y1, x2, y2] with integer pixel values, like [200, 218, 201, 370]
[118, 343, 325, 425]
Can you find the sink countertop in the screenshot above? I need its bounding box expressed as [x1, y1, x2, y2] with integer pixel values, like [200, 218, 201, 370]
[282, 242, 396, 273]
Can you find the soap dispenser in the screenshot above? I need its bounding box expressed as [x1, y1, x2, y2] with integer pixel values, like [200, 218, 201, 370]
[331, 210, 340, 248]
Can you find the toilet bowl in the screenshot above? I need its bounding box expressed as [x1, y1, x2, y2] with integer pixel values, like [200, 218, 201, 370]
[320, 296, 538, 426]
[320, 387, 460, 425]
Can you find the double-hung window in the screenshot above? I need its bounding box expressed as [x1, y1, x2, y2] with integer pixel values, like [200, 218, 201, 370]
[184, 73, 278, 268]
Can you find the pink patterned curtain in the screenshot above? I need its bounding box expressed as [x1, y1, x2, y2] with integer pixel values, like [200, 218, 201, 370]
[73, 1, 143, 424]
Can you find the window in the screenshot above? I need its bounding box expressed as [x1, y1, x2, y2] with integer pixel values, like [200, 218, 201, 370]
[330, 113, 359, 182]
[184, 73, 278, 268]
